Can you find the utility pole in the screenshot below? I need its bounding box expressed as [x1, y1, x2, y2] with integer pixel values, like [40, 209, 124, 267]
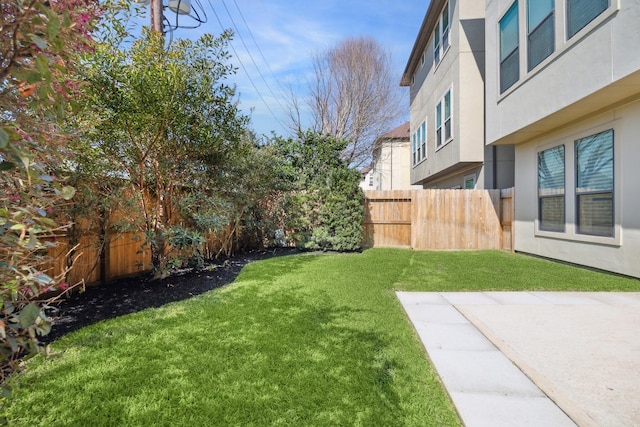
[150, 0, 164, 34]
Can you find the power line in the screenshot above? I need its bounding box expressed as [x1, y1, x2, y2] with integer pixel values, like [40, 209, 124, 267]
[219, 0, 289, 117]
[206, 0, 288, 131]
[229, 0, 290, 100]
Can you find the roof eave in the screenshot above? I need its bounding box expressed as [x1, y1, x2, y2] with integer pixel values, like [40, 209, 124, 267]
[400, 0, 448, 87]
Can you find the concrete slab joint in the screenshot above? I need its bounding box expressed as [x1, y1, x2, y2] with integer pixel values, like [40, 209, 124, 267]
[396, 291, 640, 427]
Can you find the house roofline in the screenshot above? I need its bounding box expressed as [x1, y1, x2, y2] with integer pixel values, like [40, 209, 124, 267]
[400, 0, 447, 87]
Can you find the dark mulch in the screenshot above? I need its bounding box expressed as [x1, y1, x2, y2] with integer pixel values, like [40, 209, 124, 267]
[43, 247, 298, 343]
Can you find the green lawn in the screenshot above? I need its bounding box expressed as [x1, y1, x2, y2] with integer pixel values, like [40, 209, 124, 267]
[3, 249, 639, 426]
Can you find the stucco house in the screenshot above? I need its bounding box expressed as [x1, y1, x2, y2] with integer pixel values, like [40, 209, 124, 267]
[485, 0, 640, 278]
[401, 0, 514, 189]
[369, 122, 415, 190]
[358, 166, 375, 191]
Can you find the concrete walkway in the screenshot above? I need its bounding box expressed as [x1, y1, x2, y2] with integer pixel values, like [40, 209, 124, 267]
[396, 292, 640, 427]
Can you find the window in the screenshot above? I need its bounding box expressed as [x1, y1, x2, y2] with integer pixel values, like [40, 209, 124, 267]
[412, 133, 417, 165]
[575, 129, 613, 237]
[369, 174, 373, 187]
[464, 175, 476, 189]
[567, 0, 609, 39]
[421, 52, 425, 67]
[420, 121, 426, 161]
[500, 1, 519, 93]
[412, 121, 428, 165]
[538, 145, 565, 232]
[433, 2, 450, 65]
[528, 0, 554, 71]
[436, 89, 452, 148]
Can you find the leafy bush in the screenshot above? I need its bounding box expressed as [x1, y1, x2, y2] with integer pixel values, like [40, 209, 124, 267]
[309, 168, 363, 251]
[167, 226, 206, 270]
[0, 0, 102, 389]
[276, 131, 363, 251]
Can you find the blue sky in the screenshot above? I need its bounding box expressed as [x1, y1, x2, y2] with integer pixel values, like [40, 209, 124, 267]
[142, 0, 430, 138]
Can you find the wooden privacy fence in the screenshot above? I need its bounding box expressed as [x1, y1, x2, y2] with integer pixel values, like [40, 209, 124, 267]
[45, 232, 153, 287]
[363, 188, 514, 251]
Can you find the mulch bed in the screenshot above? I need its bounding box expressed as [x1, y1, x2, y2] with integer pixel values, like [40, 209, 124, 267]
[43, 247, 298, 343]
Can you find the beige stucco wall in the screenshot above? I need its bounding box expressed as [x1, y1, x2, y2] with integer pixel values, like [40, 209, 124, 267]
[423, 164, 483, 189]
[372, 141, 412, 190]
[409, 0, 492, 188]
[486, 0, 640, 145]
[358, 170, 375, 192]
[514, 98, 640, 278]
[486, 0, 640, 277]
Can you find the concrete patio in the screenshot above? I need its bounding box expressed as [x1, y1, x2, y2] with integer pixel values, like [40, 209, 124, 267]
[396, 291, 640, 427]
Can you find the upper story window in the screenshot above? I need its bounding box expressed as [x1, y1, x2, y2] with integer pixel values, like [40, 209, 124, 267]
[528, 0, 555, 71]
[567, 0, 609, 39]
[433, 2, 450, 65]
[435, 88, 452, 148]
[420, 121, 426, 162]
[500, 1, 519, 93]
[411, 121, 427, 165]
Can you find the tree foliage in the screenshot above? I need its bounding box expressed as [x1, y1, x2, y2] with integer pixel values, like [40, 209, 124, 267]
[75, 28, 249, 278]
[276, 131, 363, 251]
[296, 37, 404, 167]
[0, 0, 100, 382]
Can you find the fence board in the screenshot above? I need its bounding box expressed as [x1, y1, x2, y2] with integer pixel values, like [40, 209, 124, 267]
[363, 190, 412, 248]
[107, 233, 151, 281]
[365, 188, 514, 251]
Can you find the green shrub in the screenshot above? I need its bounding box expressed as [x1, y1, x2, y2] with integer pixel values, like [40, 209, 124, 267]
[276, 131, 363, 252]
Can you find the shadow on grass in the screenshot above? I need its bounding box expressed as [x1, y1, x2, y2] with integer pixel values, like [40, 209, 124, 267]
[44, 248, 302, 343]
[8, 284, 403, 426]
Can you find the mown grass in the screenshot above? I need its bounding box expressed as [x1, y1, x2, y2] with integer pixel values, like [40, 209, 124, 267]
[3, 249, 639, 426]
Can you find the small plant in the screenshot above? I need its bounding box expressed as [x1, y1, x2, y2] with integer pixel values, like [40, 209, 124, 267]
[167, 226, 206, 270]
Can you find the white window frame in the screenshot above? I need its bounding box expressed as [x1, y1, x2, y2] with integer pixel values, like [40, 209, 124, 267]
[435, 87, 453, 150]
[534, 123, 620, 246]
[412, 132, 417, 166]
[527, 0, 555, 72]
[566, 0, 610, 40]
[575, 129, 614, 237]
[537, 144, 566, 233]
[499, 0, 520, 94]
[420, 120, 427, 162]
[433, 2, 450, 66]
[412, 120, 428, 166]
[498, 0, 619, 99]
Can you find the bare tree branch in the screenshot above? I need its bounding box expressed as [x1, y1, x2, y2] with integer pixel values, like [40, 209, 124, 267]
[296, 37, 404, 167]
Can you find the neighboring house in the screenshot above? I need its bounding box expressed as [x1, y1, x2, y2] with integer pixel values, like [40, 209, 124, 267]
[369, 122, 415, 190]
[358, 166, 375, 191]
[485, 0, 640, 278]
[401, 0, 514, 190]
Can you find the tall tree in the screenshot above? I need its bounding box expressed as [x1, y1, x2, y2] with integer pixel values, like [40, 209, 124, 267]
[76, 28, 249, 278]
[300, 37, 404, 167]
